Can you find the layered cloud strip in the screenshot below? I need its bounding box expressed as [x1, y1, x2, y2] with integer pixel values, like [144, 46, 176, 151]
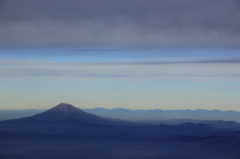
[0, 48, 239, 81]
[0, 0, 240, 48]
[1, 61, 239, 81]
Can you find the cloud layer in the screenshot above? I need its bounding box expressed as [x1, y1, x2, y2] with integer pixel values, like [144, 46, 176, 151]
[1, 61, 239, 81]
[1, 0, 240, 48]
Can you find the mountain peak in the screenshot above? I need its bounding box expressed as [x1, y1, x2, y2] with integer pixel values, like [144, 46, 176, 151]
[47, 103, 83, 113]
[18, 103, 105, 123]
[0, 103, 114, 125]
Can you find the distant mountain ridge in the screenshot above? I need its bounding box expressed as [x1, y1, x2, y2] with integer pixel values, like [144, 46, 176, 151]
[84, 108, 240, 122]
[2, 103, 240, 132]
[1, 106, 240, 122]
[0, 109, 46, 121]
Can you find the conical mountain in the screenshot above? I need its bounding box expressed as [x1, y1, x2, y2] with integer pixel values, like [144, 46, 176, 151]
[47, 103, 85, 113]
[6, 103, 105, 124]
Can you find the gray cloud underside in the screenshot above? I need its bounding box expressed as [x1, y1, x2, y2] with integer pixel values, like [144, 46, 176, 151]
[1, 0, 240, 48]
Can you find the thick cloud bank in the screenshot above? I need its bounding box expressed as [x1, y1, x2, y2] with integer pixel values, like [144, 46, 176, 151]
[1, 0, 240, 48]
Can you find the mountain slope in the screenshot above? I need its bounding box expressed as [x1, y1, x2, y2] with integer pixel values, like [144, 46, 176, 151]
[28, 103, 102, 123]
[1, 103, 105, 124]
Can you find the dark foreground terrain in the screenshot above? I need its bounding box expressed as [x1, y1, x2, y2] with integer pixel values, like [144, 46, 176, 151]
[1, 103, 240, 159]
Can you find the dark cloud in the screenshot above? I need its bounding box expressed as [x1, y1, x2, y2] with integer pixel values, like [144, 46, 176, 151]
[0, 0, 240, 48]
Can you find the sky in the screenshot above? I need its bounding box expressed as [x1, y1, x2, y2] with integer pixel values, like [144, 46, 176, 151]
[0, 0, 240, 111]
